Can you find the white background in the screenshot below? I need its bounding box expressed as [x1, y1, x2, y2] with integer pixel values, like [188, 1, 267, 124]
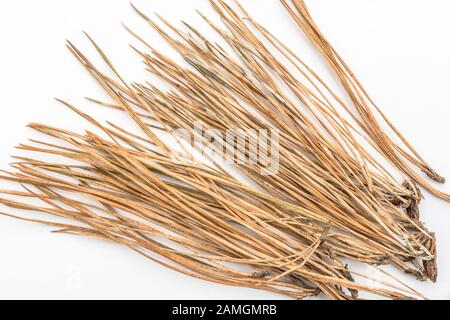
[0, 0, 449, 300]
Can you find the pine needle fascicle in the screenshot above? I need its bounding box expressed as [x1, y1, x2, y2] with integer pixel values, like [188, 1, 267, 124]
[0, 0, 445, 299]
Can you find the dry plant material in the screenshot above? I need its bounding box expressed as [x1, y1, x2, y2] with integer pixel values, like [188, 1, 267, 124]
[0, 0, 446, 299]
[281, 0, 449, 198]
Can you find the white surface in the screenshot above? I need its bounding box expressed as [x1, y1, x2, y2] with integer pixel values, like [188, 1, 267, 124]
[0, 0, 449, 300]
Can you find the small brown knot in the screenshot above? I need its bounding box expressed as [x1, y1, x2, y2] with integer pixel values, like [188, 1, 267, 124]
[423, 233, 438, 283]
[251, 269, 272, 279]
[343, 264, 358, 299]
[405, 268, 427, 281]
[406, 199, 420, 221]
[376, 256, 390, 266]
[422, 168, 446, 184]
[414, 232, 437, 282]
[401, 181, 421, 221]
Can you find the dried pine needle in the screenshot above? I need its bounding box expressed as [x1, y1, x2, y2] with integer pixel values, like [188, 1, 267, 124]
[0, 0, 446, 300]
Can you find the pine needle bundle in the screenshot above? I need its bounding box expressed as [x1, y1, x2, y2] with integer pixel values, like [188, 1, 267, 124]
[0, 0, 447, 300]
